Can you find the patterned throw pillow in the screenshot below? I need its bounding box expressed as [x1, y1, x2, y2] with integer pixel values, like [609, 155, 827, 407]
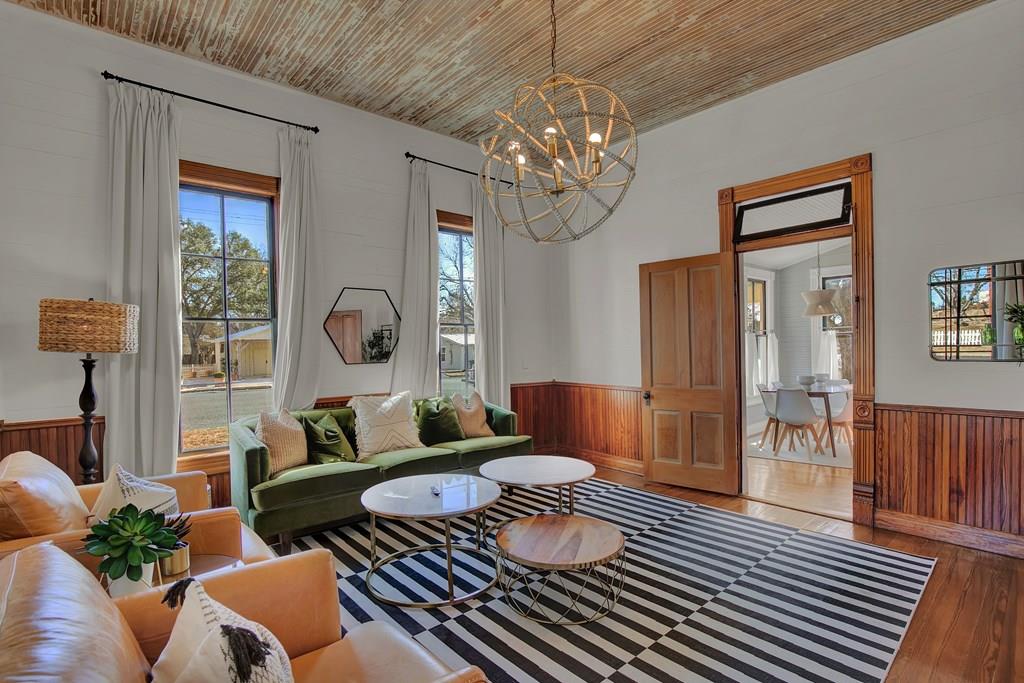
[256, 410, 308, 476]
[0, 451, 90, 540]
[302, 414, 356, 464]
[348, 392, 424, 459]
[90, 464, 179, 522]
[151, 578, 293, 683]
[451, 392, 495, 438]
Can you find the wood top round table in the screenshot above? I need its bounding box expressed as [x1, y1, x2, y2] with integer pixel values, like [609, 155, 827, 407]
[360, 473, 501, 608]
[495, 513, 626, 624]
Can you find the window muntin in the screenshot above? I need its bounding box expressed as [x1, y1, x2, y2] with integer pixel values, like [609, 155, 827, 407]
[930, 261, 1024, 361]
[179, 185, 275, 451]
[438, 228, 475, 399]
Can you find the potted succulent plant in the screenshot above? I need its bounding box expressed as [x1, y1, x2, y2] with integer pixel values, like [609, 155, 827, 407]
[159, 514, 193, 578]
[82, 504, 179, 597]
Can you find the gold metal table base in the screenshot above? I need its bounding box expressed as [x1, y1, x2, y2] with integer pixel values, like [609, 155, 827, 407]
[365, 511, 497, 608]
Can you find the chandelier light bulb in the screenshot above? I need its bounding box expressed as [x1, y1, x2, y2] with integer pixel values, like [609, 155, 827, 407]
[588, 132, 602, 144]
[544, 126, 558, 158]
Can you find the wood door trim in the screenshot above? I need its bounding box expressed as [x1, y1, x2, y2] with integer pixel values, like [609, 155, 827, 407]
[720, 153, 875, 526]
[734, 224, 853, 253]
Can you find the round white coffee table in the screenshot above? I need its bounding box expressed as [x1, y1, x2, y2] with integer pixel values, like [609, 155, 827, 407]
[480, 455, 595, 515]
[360, 473, 500, 608]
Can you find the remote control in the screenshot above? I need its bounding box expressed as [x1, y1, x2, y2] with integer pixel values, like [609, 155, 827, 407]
[430, 485, 440, 496]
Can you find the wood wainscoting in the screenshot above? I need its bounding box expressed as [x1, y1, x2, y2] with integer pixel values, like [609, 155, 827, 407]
[511, 381, 643, 474]
[0, 416, 105, 483]
[874, 403, 1024, 558]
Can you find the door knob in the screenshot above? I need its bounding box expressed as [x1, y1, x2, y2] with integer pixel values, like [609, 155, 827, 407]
[642, 390, 651, 405]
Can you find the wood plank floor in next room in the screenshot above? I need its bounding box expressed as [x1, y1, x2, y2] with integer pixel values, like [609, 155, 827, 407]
[593, 466, 1024, 683]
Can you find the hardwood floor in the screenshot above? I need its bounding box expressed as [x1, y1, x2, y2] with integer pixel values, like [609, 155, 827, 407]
[744, 457, 853, 520]
[593, 466, 1024, 682]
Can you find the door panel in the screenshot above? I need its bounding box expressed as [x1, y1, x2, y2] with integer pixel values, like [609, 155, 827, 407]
[640, 252, 739, 494]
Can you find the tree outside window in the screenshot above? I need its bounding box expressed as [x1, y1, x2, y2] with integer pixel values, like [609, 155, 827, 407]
[438, 229, 475, 399]
[179, 187, 275, 450]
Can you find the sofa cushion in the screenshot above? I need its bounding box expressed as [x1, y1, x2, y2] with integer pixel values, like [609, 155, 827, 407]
[251, 462, 382, 512]
[361, 447, 460, 479]
[0, 543, 150, 682]
[416, 397, 465, 446]
[349, 393, 423, 459]
[257, 410, 308, 476]
[451, 392, 495, 438]
[432, 435, 533, 469]
[0, 451, 89, 540]
[90, 464, 180, 521]
[302, 414, 356, 464]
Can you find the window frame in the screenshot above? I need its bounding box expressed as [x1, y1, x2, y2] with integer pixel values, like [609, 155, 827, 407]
[436, 211, 475, 398]
[178, 161, 279, 454]
[811, 268, 854, 382]
[734, 181, 852, 244]
[929, 261, 1023, 361]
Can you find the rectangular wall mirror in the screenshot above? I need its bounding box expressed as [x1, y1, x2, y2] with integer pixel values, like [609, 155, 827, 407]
[930, 259, 1024, 361]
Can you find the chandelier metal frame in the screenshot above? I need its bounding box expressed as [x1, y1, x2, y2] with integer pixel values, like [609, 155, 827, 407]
[479, 0, 637, 244]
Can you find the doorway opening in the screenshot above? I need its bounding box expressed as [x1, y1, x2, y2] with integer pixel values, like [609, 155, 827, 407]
[739, 237, 854, 519]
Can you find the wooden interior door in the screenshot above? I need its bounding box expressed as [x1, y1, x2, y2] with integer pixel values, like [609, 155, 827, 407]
[640, 252, 740, 494]
[326, 310, 363, 363]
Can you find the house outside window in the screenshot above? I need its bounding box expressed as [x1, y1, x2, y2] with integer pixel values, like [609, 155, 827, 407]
[437, 216, 475, 399]
[179, 181, 275, 451]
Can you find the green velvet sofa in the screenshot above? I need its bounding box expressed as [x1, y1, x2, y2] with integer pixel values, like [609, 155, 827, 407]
[229, 401, 532, 552]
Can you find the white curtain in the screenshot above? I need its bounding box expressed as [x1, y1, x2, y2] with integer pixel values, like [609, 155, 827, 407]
[744, 332, 760, 396]
[472, 181, 508, 407]
[273, 128, 322, 411]
[391, 160, 439, 398]
[813, 330, 841, 379]
[106, 83, 181, 477]
[766, 332, 780, 385]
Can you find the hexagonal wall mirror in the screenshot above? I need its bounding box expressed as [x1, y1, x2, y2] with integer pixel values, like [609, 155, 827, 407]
[324, 287, 400, 364]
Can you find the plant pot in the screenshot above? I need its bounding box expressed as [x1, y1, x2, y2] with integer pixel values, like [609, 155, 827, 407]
[160, 543, 191, 578]
[107, 562, 155, 598]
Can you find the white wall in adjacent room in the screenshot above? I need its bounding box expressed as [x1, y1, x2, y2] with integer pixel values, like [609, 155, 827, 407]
[550, 0, 1024, 410]
[0, 2, 558, 422]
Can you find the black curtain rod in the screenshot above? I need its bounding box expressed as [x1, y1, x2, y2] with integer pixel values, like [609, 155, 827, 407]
[405, 151, 511, 186]
[101, 70, 319, 134]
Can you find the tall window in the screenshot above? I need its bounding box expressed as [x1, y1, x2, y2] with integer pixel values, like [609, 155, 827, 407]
[438, 221, 475, 399]
[745, 278, 767, 334]
[822, 274, 854, 381]
[179, 180, 275, 451]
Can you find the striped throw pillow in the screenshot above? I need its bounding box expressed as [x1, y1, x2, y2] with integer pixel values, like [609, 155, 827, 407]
[256, 410, 308, 476]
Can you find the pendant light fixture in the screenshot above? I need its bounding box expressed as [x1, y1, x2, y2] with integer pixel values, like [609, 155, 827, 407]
[479, 0, 637, 244]
[802, 242, 838, 317]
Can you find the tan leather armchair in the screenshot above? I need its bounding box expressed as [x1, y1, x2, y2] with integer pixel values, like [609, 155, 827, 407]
[117, 548, 488, 683]
[0, 471, 275, 565]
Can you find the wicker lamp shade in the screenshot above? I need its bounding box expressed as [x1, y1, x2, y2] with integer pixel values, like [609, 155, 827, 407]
[38, 298, 139, 354]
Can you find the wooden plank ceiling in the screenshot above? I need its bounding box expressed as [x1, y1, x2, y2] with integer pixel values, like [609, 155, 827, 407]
[11, 0, 990, 141]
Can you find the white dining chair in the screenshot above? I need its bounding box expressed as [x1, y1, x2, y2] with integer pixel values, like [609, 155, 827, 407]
[832, 393, 854, 445]
[774, 388, 826, 455]
[756, 384, 779, 450]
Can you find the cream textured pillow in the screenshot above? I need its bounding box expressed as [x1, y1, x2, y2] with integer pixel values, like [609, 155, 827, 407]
[151, 578, 293, 683]
[452, 392, 495, 438]
[348, 392, 424, 459]
[0, 451, 89, 540]
[256, 410, 308, 476]
[90, 464, 179, 522]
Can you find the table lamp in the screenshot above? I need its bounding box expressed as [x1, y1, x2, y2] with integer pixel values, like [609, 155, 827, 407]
[38, 298, 139, 484]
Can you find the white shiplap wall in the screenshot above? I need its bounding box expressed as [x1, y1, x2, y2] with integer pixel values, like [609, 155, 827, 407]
[549, 0, 1024, 410]
[0, 2, 559, 422]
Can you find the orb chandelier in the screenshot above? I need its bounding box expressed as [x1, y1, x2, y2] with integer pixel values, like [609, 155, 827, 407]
[479, 0, 637, 244]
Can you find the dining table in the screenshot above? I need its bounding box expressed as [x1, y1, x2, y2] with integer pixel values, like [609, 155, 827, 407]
[759, 382, 853, 456]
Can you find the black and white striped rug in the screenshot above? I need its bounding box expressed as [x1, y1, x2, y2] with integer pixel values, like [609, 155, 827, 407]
[295, 479, 935, 683]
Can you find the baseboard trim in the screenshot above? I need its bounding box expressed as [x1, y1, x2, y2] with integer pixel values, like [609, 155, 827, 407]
[874, 509, 1024, 559]
[562, 447, 645, 475]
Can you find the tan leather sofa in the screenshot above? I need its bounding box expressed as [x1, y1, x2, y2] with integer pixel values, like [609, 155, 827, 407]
[0, 471, 274, 565]
[0, 543, 487, 683]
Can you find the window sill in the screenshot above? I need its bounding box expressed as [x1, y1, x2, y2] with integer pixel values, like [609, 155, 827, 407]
[177, 449, 230, 476]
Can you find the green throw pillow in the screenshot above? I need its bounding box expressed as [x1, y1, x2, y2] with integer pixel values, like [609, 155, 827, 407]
[303, 414, 356, 464]
[417, 397, 465, 446]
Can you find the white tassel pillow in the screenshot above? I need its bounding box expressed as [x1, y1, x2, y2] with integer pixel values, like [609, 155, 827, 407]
[348, 392, 424, 459]
[90, 464, 179, 522]
[151, 578, 293, 683]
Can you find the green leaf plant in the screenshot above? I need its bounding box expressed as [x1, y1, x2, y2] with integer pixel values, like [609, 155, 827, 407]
[82, 504, 180, 582]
